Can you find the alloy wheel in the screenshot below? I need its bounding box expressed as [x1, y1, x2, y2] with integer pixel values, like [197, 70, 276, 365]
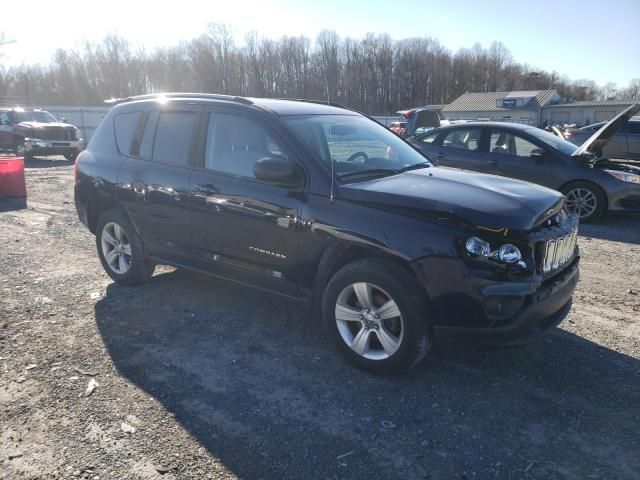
[335, 282, 404, 360]
[101, 221, 132, 274]
[564, 187, 597, 219]
[15, 143, 26, 157]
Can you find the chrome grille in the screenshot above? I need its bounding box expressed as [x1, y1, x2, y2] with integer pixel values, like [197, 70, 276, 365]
[39, 126, 74, 141]
[542, 227, 578, 274]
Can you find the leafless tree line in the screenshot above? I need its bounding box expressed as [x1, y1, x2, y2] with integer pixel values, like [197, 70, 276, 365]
[1, 25, 639, 113]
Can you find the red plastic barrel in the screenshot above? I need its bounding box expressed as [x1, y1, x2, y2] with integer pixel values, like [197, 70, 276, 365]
[0, 157, 27, 199]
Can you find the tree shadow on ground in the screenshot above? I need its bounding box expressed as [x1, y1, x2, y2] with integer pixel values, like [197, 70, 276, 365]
[95, 269, 640, 479]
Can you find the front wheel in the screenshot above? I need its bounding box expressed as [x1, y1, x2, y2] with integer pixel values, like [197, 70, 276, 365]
[96, 209, 154, 286]
[322, 259, 432, 374]
[14, 141, 32, 160]
[561, 181, 606, 222]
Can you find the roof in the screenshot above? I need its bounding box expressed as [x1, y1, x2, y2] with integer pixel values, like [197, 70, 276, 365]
[442, 90, 559, 113]
[249, 98, 358, 116]
[542, 100, 637, 109]
[430, 121, 536, 132]
[108, 93, 358, 116]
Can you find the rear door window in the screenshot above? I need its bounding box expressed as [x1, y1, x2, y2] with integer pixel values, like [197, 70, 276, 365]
[114, 112, 141, 155]
[138, 110, 159, 158]
[152, 111, 196, 166]
[490, 130, 539, 158]
[441, 128, 481, 151]
[420, 131, 439, 144]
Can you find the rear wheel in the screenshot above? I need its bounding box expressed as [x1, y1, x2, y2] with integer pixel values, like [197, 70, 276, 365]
[96, 209, 154, 286]
[561, 181, 606, 222]
[322, 259, 432, 374]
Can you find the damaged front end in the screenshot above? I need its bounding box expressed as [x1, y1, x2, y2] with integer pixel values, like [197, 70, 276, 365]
[414, 205, 580, 345]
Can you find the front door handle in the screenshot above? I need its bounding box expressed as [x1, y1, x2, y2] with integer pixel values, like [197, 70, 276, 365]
[193, 183, 219, 196]
[488, 159, 499, 166]
[435, 152, 446, 158]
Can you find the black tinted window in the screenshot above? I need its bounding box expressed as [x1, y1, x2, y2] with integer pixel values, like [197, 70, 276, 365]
[152, 111, 196, 166]
[420, 132, 439, 144]
[621, 122, 640, 134]
[114, 112, 141, 155]
[442, 128, 481, 151]
[139, 110, 159, 158]
[204, 113, 286, 178]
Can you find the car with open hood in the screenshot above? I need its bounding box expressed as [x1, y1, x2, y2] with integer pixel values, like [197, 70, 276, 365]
[75, 93, 580, 373]
[0, 107, 84, 161]
[409, 104, 640, 222]
[391, 108, 442, 137]
[564, 118, 640, 160]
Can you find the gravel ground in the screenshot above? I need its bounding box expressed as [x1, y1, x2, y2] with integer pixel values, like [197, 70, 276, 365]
[1, 158, 639, 480]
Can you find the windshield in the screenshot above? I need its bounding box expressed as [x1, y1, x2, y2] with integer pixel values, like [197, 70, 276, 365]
[524, 127, 578, 155]
[283, 114, 430, 180]
[13, 110, 58, 124]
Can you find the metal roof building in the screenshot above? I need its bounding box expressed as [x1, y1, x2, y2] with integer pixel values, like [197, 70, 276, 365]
[441, 90, 561, 126]
[540, 100, 636, 127]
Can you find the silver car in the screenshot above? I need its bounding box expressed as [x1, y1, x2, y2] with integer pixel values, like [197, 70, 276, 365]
[565, 119, 640, 160]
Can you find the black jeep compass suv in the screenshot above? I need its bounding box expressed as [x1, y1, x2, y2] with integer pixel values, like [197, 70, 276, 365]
[75, 93, 580, 373]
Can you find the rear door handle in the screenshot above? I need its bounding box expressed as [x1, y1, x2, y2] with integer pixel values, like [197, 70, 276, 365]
[435, 152, 446, 158]
[132, 181, 147, 198]
[488, 159, 499, 166]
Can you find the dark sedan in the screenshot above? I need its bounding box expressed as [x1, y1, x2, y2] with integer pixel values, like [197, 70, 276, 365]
[409, 104, 640, 221]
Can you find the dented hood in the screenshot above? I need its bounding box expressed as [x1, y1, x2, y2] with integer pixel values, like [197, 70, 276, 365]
[572, 103, 640, 157]
[339, 166, 564, 231]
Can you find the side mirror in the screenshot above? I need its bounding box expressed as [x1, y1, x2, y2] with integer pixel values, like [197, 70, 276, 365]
[253, 156, 301, 187]
[60, 117, 68, 123]
[530, 148, 546, 160]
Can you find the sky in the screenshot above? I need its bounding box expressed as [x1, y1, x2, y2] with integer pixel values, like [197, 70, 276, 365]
[1, 0, 639, 87]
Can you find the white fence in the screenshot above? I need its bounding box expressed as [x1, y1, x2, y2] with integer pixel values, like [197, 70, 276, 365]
[45, 106, 110, 142]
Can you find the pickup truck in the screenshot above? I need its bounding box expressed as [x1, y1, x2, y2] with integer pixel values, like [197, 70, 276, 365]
[0, 107, 84, 160]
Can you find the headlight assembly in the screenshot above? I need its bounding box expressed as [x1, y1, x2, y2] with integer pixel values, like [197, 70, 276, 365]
[605, 170, 640, 185]
[465, 236, 526, 269]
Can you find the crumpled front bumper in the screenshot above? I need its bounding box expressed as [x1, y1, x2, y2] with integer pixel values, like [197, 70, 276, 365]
[412, 255, 580, 346]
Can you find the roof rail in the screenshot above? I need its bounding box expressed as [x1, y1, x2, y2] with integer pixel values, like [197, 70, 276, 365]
[104, 92, 253, 105]
[275, 97, 349, 110]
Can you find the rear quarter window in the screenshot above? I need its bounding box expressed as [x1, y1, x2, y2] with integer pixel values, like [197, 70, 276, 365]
[114, 112, 141, 155]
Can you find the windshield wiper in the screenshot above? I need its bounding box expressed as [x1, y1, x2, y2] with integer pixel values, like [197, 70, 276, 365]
[397, 162, 430, 173]
[338, 168, 398, 181]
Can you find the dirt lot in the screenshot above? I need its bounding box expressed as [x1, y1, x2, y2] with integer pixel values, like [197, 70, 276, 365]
[1, 159, 639, 480]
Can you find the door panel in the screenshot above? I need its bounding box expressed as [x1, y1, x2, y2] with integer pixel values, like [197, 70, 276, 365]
[118, 158, 193, 261]
[432, 127, 485, 172]
[116, 106, 200, 264]
[189, 110, 304, 296]
[484, 129, 552, 187]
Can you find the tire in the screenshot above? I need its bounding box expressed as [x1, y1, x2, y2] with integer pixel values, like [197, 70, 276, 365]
[95, 209, 154, 286]
[561, 181, 606, 223]
[14, 141, 32, 161]
[322, 258, 432, 374]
